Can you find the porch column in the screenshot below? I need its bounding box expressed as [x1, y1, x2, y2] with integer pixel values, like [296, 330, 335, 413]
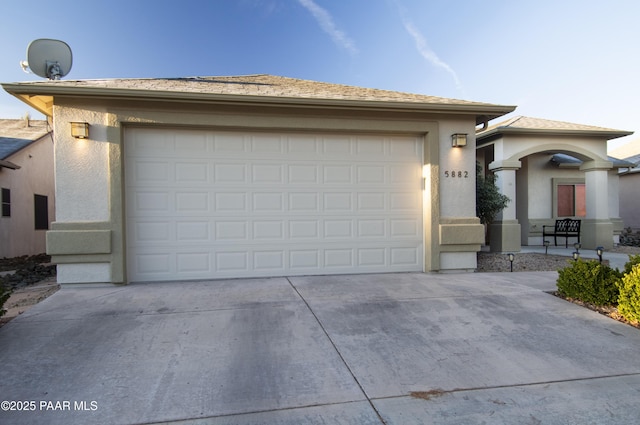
[581, 160, 614, 249]
[488, 160, 521, 252]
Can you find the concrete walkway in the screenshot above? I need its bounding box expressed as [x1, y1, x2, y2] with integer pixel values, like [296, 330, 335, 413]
[1, 272, 639, 424]
[520, 244, 633, 270]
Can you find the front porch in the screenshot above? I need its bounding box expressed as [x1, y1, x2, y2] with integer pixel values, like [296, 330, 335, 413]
[476, 116, 633, 252]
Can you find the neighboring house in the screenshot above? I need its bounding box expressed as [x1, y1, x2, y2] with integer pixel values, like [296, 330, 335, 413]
[476, 116, 633, 252]
[2, 75, 515, 283]
[610, 140, 640, 230]
[0, 118, 55, 258]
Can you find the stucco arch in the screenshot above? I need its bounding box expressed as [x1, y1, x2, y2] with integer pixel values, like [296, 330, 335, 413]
[505, 143, 607, 164]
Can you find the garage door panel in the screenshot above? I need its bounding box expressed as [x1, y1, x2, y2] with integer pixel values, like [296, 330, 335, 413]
[389, 136, 421, 156]
[323, 165, 352, 184]
[356, 165, 385, 184]
[126, 128, 423, 282]
[132, 191, 171, 213]
[252, 164, 284, 183]
[390, 164, 420, 183]
[254, 250, 285, 271]
[253, 220, 284, 240]
[176, 161, 209, 183]
[356, 137, 385, 155]
[289, 192, 318, 212]
[129, 243, 423, 280]
[390, 192, 422, 211]
[391, 247, 420, 265]
[324, 220, 353, 238]
[288, 164, 319, 184]
[177, 252, 210, 273]
[215, 163, 247, 183]
[322, 136, 352, 155]
[216, 252, 249, 272]
[134, 221, 172, 242]
[214, 192, 247, 212]
[323, 192, 353, 211]
[253, 192, 285, 212]
[213, 133, 245, 152]
[176, 221, 210, 241]
[250, 134, 284, 153]
[215, 221, 248, 241]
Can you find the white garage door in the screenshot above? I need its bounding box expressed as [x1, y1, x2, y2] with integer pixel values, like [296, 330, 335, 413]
[125, 128, 423, 282]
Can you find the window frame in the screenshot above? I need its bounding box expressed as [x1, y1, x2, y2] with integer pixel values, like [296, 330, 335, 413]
[1, 188, 10, 217]
[34, 194, 49, 230]
[552, 178, 586, 218]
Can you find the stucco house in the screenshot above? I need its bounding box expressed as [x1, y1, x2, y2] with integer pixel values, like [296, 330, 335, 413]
[610, 141, 640, 230]
[0, 118, 55, 258]
[2, 75, 515, 284]
[476, 116, 633, 252]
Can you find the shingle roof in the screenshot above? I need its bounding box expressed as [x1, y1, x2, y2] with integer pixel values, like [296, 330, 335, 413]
[2, 74, 515, 122]
[478, 115, 632, 140]
[7, 74, 497, 105]
[619, 153, 640, 168]
[0, 119, 50, 160]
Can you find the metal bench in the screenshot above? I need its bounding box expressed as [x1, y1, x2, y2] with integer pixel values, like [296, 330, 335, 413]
[543, 218, 581, 248]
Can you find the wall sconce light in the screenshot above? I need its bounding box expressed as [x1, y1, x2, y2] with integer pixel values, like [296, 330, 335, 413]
[70, 122, 89, 139]
[451, 133, 467, 147]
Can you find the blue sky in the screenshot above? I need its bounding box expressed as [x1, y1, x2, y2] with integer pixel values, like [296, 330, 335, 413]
[1, 0, 638, 150]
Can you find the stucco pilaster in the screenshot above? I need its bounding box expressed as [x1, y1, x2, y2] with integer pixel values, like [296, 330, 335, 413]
[581, 164, 614, 249]
[487, 162, 521, 252]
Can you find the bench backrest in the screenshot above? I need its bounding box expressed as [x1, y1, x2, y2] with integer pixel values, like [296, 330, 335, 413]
[555, 218, 581, 233]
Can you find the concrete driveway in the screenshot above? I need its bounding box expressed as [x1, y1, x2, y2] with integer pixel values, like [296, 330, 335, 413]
[1, 271, 639, 424]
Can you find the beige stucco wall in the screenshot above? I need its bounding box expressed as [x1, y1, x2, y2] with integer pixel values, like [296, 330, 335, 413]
[0, 135, 55, 257]
[52, 106, 110, 222]
[437, 120, 482, 270]
[48, 99, 484, 283]
[619, 172, 640, 229]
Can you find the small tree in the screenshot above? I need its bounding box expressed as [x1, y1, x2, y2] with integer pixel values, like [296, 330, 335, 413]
[476, 162, 510, 225]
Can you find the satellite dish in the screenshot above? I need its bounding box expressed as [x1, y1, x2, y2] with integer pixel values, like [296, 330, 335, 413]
[23, 39, 72, 80]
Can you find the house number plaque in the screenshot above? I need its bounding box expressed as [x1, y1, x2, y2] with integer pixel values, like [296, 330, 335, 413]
[443, 170, 469, 178]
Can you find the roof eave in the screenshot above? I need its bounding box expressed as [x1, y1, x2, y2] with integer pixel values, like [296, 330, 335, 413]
[1, 83, 515, 122]
[0, 159, 21, 170]
[477, 127, 633, 141]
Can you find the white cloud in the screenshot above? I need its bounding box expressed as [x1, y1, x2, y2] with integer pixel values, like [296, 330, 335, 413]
[297, 0, 357, 54]
[401, 18, 464, 95]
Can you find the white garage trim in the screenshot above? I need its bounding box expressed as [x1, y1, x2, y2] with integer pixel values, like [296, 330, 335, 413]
[125, 128, 423, 282]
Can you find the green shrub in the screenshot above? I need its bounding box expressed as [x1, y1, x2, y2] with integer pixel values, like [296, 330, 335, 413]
[556, 259, 622, 306]
[0, 282, 11, 318]
[618, 264, 640, 324]
[623, 254, 640, 275]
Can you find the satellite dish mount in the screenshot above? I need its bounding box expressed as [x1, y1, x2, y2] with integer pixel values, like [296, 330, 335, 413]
[21, 39, 73, 80]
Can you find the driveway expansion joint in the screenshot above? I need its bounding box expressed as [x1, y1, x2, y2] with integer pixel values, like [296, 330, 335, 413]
[286, 277, 388, 425]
